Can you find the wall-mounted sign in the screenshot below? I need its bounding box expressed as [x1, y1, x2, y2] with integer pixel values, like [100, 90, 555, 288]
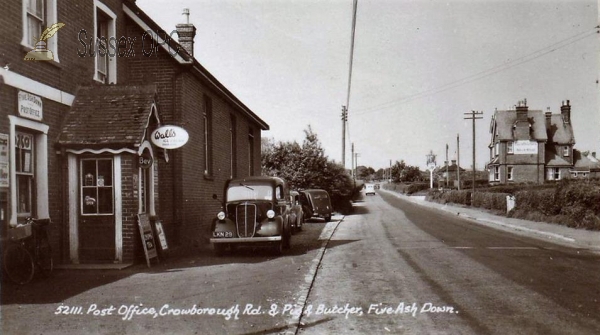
[514, 140, 538, 155]
[151, 125, 189, 149]
[18, 91, 43, 121]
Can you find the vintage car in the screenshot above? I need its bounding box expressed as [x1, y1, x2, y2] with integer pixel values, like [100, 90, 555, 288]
[364, 183, 376, 195]
[289, 191, 304, 233]
[210, 176, 293, 255]
[299, 189, 333, 222]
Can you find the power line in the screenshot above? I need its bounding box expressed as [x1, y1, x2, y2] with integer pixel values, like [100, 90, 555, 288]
[353, 27, 598, 116]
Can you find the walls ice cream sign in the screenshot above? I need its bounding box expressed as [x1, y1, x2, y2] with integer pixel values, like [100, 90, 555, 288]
[151, 126, 189, 149]
[24, 23, 65, 61]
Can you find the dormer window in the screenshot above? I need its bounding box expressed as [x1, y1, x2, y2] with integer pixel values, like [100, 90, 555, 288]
[563, 146, 569, 157]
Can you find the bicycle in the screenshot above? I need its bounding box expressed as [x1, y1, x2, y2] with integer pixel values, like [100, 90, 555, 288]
[3, 217, 54, 285]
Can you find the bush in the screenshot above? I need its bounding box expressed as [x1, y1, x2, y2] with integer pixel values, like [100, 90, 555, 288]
[472, 192, 509, 211]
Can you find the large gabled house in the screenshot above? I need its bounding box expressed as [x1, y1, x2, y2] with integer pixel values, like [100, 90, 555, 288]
[487, 99, 590, 184]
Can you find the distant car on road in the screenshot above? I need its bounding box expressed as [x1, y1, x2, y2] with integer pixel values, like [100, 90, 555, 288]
[210, 176, 293, 255]
[365, 183, 376, 195]
[299, 189, 333, 222]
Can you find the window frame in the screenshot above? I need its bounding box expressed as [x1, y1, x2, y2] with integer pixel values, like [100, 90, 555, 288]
[203, 95, 213, 177]
[507, 141, 514, 154]
[15, 131, 35, 218]
[93, 0, 117, 84]
[22, 0, 59, 62]
[507, 166, 513, 181]
[494, 166, 499, 181]
[563, 146, 569, 157]
[80, 157, 114, 216]
[230, 114, 237, 179]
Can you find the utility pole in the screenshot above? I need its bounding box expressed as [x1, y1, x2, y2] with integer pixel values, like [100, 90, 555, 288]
[445, 144, 449, 188]
[464, 111, 484, 194]
[457, 134, 461, 190]
[351, 142, 355, 179]
[341, 106, 348, 168]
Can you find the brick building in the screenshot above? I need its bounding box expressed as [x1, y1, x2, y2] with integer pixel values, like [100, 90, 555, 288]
[487, 99, 592, 184]
[0, 0, 268, 264]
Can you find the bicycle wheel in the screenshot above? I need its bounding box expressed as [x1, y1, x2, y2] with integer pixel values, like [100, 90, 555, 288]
[3, 243, 35, 285]
[36, 234, 54, 277]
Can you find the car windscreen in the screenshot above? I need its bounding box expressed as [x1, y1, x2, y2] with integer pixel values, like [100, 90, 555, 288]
[227, 185, 273, 201]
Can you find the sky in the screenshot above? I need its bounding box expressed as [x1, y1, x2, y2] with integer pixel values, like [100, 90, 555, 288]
[138, 0, 599, 171]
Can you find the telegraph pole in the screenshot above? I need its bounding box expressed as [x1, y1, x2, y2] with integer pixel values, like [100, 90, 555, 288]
[351, 142, 355, 179]
[342, 106, 348, 168]
[445, 144, 449, 188]
[464, 111, 484, 194]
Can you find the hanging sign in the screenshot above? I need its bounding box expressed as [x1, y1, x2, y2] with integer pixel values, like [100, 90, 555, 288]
[138, 149, 153, 169]
[18, 91, 43, 121]
[151, 125, 189, 149]
[138, 213, 159, 267]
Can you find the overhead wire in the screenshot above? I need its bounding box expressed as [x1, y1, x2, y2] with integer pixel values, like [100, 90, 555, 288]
[352, 26, 599, 116]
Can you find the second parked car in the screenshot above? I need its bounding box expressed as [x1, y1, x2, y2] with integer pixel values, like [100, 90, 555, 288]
[300, 189, 333, 222]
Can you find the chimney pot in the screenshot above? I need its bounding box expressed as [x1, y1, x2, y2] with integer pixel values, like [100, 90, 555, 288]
[176, 8, 196, 57]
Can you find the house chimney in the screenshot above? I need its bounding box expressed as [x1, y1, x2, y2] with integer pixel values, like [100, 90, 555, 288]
[451, 159, 456, 166]
[560, 100, 571, 124]
[516, 99, 528, 122]
[176, 8, 196, 57]
[545, 107, 552, 127]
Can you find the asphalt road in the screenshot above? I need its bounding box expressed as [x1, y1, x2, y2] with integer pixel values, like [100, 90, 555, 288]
[2, 191, 599, 334]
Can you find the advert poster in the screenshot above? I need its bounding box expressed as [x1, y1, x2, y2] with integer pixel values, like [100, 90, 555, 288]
[0, 133, 8, 188]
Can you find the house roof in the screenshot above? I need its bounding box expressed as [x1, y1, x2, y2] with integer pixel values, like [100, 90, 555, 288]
[492, 109, 547, 141]
[547, 114, 575, 144]
[545, 147, 572, 167]
[573, 150, 600, 171]
[57, 85, 157, 148]
[123, 0, 269, 131]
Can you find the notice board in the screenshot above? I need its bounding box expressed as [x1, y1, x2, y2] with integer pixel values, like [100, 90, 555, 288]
[138, 213, 158, 267]
[154, 219, 168, 252]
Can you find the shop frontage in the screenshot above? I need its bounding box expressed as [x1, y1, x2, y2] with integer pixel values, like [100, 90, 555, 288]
[58, 85, 162, 264]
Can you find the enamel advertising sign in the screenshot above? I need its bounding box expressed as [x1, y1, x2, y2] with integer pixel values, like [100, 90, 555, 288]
[151, 125, 189, 149]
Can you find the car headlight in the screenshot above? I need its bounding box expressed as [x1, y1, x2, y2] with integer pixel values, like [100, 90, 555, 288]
[267, 210, 275, 219]
[217, 212, 226, 221]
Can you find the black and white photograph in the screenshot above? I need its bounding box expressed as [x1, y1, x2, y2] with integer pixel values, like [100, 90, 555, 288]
[1, 0, 600, 334]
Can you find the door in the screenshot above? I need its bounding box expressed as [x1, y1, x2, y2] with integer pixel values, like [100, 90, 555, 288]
[78, 158, 115, 262]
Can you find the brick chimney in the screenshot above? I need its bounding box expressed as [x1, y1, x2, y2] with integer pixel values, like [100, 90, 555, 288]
[516, 99, 528, 122]
[545, 107, 552, 128]
[176, 8, 196, 57]
[560, 100, 571, 124]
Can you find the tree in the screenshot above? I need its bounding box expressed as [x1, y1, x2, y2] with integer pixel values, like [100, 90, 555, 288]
[261, 126, 354, 200]
[391, 160, 422, 183]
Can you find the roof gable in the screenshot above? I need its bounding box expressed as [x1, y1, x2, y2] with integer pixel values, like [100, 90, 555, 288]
[492, 109, 547, 141]
[58, 85, 159, 149]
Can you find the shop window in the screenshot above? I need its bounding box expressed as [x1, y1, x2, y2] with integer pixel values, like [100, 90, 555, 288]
[81, 158, 114, 215]
[15, 132, 34, 217]
[203, 95, 213, 176]
[507, 141, 514, 154]
[507, 166, 513, 181]
[94, 1, 116, 84]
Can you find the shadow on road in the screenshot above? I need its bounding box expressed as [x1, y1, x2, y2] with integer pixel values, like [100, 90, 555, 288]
[1, 219, 354, 306]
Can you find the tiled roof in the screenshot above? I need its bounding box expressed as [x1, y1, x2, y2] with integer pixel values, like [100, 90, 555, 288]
[545, 148, 572, 167]
[57, 85, 157, 148]
[547, 114, 575, 144]
[573, 150, 600, 171]
[493, 109, 547, 141]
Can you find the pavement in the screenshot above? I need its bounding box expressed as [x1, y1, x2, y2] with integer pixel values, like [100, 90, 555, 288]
[378, 188, 600, 253]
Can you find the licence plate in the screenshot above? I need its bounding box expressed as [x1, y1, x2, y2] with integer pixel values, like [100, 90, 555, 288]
[213, 231, 233, 238]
